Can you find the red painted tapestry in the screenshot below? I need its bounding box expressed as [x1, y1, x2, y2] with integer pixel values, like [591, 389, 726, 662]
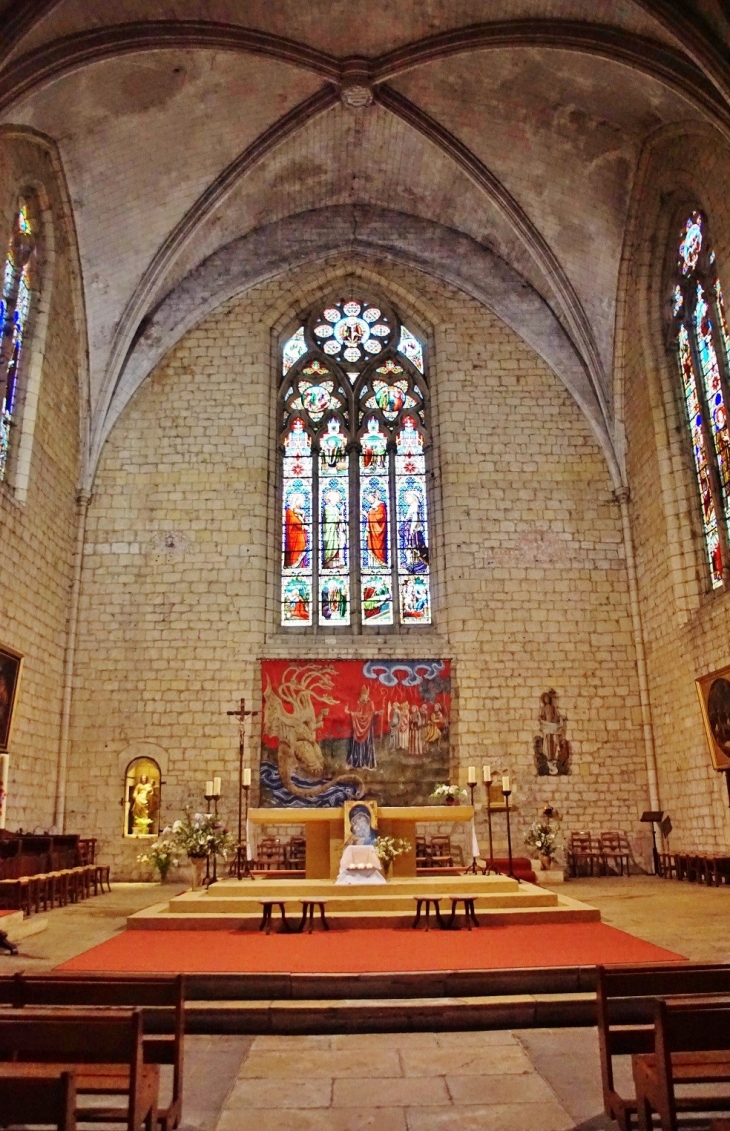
[260, 659, 451, 808]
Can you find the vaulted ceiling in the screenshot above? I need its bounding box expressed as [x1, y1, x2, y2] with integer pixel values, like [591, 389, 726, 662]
[1, 0, 729, 486]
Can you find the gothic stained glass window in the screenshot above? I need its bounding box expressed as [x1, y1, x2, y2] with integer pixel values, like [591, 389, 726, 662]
[279, 297, 432, 628]
[0, 197, 36, 483]
[672, 211, 730, 589]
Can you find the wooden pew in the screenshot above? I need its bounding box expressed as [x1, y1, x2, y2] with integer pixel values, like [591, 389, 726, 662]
[0, 1009, 158, 1131]
[0, 1069, 76, 1130]
[0, 973, 184, 1131]
[597, 962, 730, 1131]
[633, 999, 730, 1130]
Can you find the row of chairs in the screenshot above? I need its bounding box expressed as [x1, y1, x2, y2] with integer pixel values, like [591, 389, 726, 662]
[567, 830, 631, 877]
[659, 851, 730, 886]
[0, 833, 96, 879]
[253, 836, 306, 873]
[416, 835, 465, 869]
[598, 962, 730, 1130]
[0, 860, 111, 917]
[0, 972, 184, 1131]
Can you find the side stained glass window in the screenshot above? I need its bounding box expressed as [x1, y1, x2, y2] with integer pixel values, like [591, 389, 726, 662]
[672, 211, 730, 589]
[279, 297, 432, 628]
[1, 197, 36, 483]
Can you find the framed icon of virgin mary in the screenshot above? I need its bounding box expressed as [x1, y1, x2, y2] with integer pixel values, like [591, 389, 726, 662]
[0, 644, 22, 752]
[696, 663, 730, 771]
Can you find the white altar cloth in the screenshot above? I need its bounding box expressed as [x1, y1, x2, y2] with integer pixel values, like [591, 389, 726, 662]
[336, 844, 386, 885]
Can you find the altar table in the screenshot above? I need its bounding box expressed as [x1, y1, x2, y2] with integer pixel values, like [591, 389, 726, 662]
[249, 805, 474, 879]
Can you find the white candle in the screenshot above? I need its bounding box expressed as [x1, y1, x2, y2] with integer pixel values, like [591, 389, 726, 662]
[467, 765, 477, 785]
[243, 768, 252, 788]
[502, 775, 510, 793]
[482, 764, 491, 784]
[205, 780, 213, 796]
[213, 777, 221, 797]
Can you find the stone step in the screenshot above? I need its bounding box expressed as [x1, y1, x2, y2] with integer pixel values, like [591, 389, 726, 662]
[181, 992, 596, 1034]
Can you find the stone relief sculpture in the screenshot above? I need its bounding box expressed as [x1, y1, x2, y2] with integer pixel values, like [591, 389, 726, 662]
[534, 689, 570, 776]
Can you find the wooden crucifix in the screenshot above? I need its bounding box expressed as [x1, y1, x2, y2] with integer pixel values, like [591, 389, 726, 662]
[227, 697, 258, 881]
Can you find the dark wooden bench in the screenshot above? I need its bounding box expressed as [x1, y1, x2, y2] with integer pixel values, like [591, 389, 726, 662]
[0, 1069, 77, 1129]
[0, 973, 184, 1131]
[597, 962, 730, 1131]
[0, 1008, 158, 1131]
[633, 999, 730, 1130]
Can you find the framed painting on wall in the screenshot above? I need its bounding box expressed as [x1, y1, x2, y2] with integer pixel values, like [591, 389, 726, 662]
[0, 644, 22, 752]
[696, 662, 730, 771]
[260, 659, 451, 808]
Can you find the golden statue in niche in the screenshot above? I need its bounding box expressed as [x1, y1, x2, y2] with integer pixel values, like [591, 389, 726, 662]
[124, 756, 161, 837]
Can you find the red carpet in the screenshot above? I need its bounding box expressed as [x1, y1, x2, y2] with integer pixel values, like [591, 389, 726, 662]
[57, 923, 683, 974]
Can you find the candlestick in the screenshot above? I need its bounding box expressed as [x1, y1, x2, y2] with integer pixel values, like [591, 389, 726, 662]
[227, 697, 258, 882]
[483, 773, 495, 874]
[467, 765, 477, 785]
[502, 775, 510, 793]
[464, 781, 480, 874]
[482, 764, 491, 784]
[205, 780, 213, 797]
[502, 776, 515, 879]
[213, 777, 221, 797]
[243, 767, 252, 788]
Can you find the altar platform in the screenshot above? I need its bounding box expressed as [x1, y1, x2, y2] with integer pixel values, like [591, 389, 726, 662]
[128, 873, 599, 931]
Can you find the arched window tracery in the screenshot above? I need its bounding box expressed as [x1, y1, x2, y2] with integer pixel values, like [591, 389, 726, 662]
[671, 211, 730, 590]
[0, 195, 38, 484]
[279, 296, 432, 628]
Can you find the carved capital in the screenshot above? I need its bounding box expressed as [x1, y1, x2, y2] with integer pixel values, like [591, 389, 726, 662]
[613, 486, 631, 505]
[340, 57, 374, 108]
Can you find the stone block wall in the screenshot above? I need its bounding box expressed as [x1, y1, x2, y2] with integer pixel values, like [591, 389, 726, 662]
[69, 255, 648, 876]
[0, 132, 81, 830]
[620, 124, 730, 852]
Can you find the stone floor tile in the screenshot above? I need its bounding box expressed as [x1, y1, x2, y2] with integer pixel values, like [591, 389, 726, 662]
[404, 1101, 572, 1131]
[331, 1033, 439, 1050]
[435, 1030, 518, 1047]
[224, 1077, 332, 1109]
[217, 1110, 407, 1131]
[241, 1048, 402, 1079]
[401, 1045, 533, 1077]
[446, 1071, 558, 1105]
[333, 1076, 450, 1107]
[252, 1034, 333, 1051]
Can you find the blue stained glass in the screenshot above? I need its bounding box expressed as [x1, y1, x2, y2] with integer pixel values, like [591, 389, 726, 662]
[694, 284, 730, 520]
[282, 576, 312, 625]
[320, 476, 349, 574]
[282, 478, 311, 573]
[679, 212, 702, 275]
[282, 327, 307, 375]
[361, 418, 388, 471]
[320, 576, 350, 625]
[397, 477, 429, 575]
[1, 202, 35, 484]
[281, 421, 313, 625]
[320, 418, 348, 473]
[399, 575, 431, 623]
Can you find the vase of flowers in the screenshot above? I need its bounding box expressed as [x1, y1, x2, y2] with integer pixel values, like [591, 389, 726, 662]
[169, 811, 235, 890]
[430, 784, 467, 806]
[137, 834, 179, 883]
[525, 816, 560, 870]
[374, 836, 411, 877]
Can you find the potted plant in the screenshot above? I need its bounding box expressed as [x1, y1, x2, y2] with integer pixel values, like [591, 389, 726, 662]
[525, 816, 560, 871]
[374, 836, 411, 877]
[170, 811, 235, 890]
[137, 833, 180, 883]
[430, 783, 468, 806]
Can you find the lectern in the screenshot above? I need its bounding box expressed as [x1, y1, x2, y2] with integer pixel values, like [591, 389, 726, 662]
[640, 810, 663, 876]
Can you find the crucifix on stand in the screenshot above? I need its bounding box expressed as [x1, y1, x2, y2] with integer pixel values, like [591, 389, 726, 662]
[227, 697, 258, 881]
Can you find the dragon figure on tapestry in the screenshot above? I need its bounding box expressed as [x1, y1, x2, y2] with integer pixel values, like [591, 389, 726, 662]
[261, 658, 451, 808]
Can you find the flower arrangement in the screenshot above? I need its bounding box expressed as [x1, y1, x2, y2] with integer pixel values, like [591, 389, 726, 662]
[430, 783, 468, 803]
[137, 835, 180, 882]
[525, 817, 559, 860]
[169, 811, 235, 860]
[374, 836, 412, 867]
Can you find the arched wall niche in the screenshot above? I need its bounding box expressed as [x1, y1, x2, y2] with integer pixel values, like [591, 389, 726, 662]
[614, 119, 730, 853]
[0, 125, 87, 834]
[91, 206, 620, 491]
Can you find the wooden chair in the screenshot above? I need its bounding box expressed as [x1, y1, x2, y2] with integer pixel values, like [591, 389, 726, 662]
[256, 838, 286, 871]
[429, 836, 453, 868]
[633, 999, 730, 1130]
[285, 836, 306, 870]
[0, 1069, 77, 1130]
[600, 831, 631, 876]
[597, 962, 730, 1131]
[0, 1008, 159, 1131]
[567, 831, 602, 877]
[0, 973, 185, 1131]
[415, 836, 430, 866]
